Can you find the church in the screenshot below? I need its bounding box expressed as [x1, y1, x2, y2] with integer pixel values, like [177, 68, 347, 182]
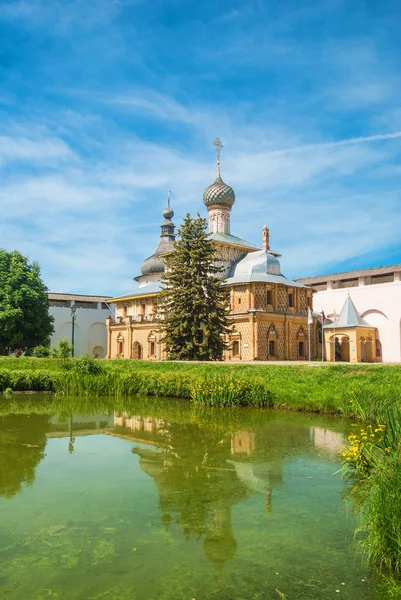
[106, 140, 316, 361]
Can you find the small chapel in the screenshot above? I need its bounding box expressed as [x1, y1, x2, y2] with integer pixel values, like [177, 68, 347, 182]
[106, 140, 315, 361]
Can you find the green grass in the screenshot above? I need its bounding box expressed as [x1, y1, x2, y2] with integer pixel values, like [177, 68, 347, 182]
[0, 357, 400, 413]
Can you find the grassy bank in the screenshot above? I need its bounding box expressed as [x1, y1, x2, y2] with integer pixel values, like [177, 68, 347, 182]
[0, 357, 400, 413]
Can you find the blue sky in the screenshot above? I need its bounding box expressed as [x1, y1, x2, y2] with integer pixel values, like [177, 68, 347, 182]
[1, 0, 401, 294]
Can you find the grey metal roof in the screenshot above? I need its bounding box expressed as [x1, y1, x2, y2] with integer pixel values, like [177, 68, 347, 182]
[111, 282, 163, 301]
[229, 249, 281, 278]
[224, 273, 307, 288]
[297, 263, 401, 285]
[324, 295, 372, 329]
[210, 232, 260, 250]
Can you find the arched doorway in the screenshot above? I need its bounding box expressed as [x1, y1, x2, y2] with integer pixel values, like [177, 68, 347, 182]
[329, 336, 350, 361]
[132, 341, 142, 360]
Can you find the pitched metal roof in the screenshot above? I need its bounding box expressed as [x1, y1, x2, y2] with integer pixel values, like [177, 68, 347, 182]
[224, 273, 307, 288]
[297, 264, 401, 285]
[324, 295, 372, 329]
[48, 293, 112, 302]
[210, 232, 260, 251]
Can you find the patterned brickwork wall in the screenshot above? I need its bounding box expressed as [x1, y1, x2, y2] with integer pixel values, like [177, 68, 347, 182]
[257, 321, 285, 360]
[276, 286, 288, 311]
[231, 285, 249, 313]
[254, 283, 268, 310]
[226, 318, 253, 360]
[299, 289, 308, 313]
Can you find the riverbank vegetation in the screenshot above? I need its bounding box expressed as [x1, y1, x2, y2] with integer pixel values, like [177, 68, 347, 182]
[0, 356, 400, 414]
[0, 357, 397, 414]
[341, 395, 401, 596]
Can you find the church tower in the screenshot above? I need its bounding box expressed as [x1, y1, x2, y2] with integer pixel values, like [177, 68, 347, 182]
[203, 138, 235, 234]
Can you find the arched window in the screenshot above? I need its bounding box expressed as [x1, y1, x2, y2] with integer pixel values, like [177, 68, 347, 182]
[132, 341, 142, 360]
[116, 334, 124, 358]
[267, 324, 277, 358]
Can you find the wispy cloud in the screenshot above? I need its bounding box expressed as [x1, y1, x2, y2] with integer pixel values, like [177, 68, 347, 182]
[1, 0, 400, 293]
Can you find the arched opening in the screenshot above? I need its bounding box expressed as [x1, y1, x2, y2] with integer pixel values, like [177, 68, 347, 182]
[340, 336, 350, 361]
[360, 337, 373, 362]
[329, 336, 349, 361]
[132, 341, 142, 360]
[376, 339, 382, 361]
[267, 325, 277, 360]
[92, 345, 105, 358]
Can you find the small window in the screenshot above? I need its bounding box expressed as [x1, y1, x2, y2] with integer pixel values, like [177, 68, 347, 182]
[232, 340, 240, 356]
[288, 293, 294, 308]
[149, 341, 155, 356]
[140, 304, 146, 315]
[268, 340, 275, 356]
[238, 297, 241, 305]
[298, 341, 305, 357]
[266, 290, 272, 305]
[122, 306, 128, 317]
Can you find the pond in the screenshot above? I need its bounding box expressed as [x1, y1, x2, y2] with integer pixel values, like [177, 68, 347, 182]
[0, 395, 381, 599]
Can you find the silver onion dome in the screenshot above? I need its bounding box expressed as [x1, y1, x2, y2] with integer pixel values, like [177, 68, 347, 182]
[203, 174, 235, 209]
[203, 138, 235, 209]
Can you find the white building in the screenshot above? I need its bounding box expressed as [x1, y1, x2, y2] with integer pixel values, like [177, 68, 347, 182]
[48, 293, 113, 358]
[297, 264, 401, 363]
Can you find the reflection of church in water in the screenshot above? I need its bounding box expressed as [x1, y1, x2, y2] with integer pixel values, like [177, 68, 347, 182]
[111, 413, 286, 569]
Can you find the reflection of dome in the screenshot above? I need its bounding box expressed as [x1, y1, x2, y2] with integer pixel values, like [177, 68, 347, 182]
[203, 174, 235, 209]
[231, 249, 281, 277]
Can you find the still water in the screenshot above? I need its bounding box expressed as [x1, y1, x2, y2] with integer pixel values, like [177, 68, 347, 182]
[0, 396, 379, 599]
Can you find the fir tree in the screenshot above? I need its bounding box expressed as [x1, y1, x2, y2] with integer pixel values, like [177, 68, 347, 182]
[159, 214, 230, 361]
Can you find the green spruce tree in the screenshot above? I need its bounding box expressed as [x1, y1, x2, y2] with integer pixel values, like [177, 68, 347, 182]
[159, 214, 230, 361]
[0, 250, 54, 354]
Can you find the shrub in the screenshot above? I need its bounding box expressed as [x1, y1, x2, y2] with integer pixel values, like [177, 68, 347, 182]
[32, 345, 51, 358]
[52, 338, 73, 359]
[69, 355, 103, 375]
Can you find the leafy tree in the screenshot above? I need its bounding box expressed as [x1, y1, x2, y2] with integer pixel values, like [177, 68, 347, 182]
[159, 214, 230, 361]
[0, 250, 54, 354]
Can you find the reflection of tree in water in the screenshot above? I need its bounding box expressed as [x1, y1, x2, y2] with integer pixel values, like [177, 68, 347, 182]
[133, 422, 249, 567]
[0, 414, 49, 498]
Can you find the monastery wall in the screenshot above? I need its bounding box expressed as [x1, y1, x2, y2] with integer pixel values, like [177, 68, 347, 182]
[313, 281, 401, 362]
